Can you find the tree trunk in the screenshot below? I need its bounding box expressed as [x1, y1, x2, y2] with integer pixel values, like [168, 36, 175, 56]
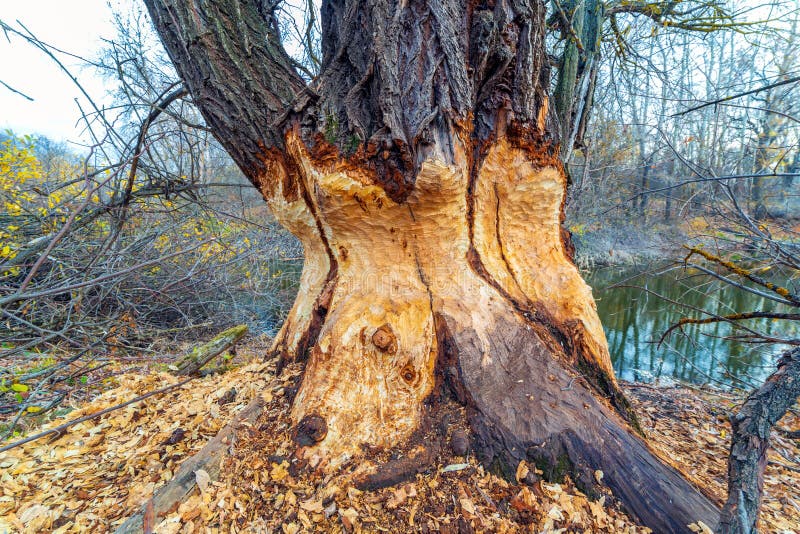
[719, 348, 800, 534]
[145, 1, 720, 531]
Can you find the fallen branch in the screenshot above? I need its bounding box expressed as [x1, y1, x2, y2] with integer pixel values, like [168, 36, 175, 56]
[0, 377, 195, 454]
[719, 347, 800, 533]
[174, 324, 248, 376]
[114, 394, 266, 534]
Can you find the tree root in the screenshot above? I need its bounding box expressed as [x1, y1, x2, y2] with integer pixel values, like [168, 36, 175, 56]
[354, 442, 441, 491]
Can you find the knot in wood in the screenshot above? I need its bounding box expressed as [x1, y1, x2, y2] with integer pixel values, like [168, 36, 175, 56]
[372, 324, 397, 354]
[294, 414, 328, 446]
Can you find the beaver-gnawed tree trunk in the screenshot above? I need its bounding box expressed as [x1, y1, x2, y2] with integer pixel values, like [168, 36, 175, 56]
[144, 1, 720, 531]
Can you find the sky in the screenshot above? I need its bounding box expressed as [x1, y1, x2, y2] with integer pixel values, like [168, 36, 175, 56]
[0, 1, 121, 144]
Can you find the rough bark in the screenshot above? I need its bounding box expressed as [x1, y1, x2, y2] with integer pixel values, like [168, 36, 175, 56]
[145, 1, 720, 531]
[719, 348, 800, 534]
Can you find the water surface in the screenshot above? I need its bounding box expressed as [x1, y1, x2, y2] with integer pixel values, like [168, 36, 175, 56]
[586, 266, 798, 389]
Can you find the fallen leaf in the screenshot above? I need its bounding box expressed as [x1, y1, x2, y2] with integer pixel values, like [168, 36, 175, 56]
[195, 469, 211, 494]
[340, 507, 359, 531]
[515, 460, 529, 482]
[442, 463, 470, 473]
[300, 498, 324, 513]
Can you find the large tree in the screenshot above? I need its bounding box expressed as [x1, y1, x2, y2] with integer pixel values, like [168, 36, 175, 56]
[143, 1, 720, 531]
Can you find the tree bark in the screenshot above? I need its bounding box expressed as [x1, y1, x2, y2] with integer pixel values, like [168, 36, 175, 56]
[719, 348, 800, 534]
[144, 1, 720, 531]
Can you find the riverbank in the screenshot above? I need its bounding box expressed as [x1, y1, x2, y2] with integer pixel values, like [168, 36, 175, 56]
[570, 222, 684, 269]
[1, 339, 798, 533]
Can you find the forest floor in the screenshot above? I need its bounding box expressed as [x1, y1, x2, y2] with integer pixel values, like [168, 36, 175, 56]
[1, 337, 799, 533]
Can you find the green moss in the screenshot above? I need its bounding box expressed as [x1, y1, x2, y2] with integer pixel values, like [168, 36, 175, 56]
[532, 452, 572, 483]
[324, 112, 339, 144]
[345, 134, 361, 154]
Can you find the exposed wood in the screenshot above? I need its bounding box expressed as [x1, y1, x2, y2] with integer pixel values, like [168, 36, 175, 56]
[143, 1, 722, 531]
[174, 324, 248, 376]
[279, 135, 716, 531]
[719, 348, 800, 534]
[260, 159, 335, 370]
[114, 394, 266, 534]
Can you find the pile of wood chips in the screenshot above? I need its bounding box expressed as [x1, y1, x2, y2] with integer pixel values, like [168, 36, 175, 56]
[1, 342, 798, 533]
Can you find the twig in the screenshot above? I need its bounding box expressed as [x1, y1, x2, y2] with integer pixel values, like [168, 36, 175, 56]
[674, 75, 800, 117]
[660, 312, 800, 345]
[0, 78, 34, 101]
[684, 246, 800, 307]
[0, 376, 194, 453]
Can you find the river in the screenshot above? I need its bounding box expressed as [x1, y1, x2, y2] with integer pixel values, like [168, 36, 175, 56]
[586, 266, 798, 389]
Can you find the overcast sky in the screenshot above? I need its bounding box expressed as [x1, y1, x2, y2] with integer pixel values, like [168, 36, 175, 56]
[0, 1, 121, 144]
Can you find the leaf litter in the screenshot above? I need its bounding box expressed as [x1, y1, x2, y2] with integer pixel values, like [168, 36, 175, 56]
[0, 340, 798, 533]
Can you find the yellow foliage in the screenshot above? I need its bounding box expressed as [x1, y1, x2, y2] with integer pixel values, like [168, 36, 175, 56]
[0, 133, 85, 276]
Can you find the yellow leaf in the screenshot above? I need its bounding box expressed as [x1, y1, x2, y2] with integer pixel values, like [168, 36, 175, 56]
[300, 498, 323, 513]
[11, 383, 28, 393]
[270, 461, 289, 482]
[515, 460, 529, 482]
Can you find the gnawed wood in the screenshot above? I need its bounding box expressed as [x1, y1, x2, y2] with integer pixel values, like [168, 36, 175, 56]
[719, 347, 800, 534]
[274, 136, 718, 532]
[143, 1, 722, 531]
[260, 159, 336, 371]
[114, 394, 266, 534]
[174, 325, 248, 376]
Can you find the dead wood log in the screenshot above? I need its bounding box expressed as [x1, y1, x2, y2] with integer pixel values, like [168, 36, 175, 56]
[173, 325, 248, 376]
[114, 394, 266, 534]
[719, 347, 800, 534]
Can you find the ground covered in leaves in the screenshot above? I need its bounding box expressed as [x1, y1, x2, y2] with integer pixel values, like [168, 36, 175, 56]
[1, 340, 799, 533]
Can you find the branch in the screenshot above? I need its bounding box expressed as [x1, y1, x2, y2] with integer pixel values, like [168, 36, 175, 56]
[115, 394, 266, 534]
[659, 312, 800, 345]
[0, 377, 195, 453]
[684, 246, 800, 307]
[174, 324, 248, 376]
[144, 0, 307, 180]
[109, 85, 188, 240]
[674, 75, 800, 117]
[719, 348, 800, 533]
[0, 78, 34, 101]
